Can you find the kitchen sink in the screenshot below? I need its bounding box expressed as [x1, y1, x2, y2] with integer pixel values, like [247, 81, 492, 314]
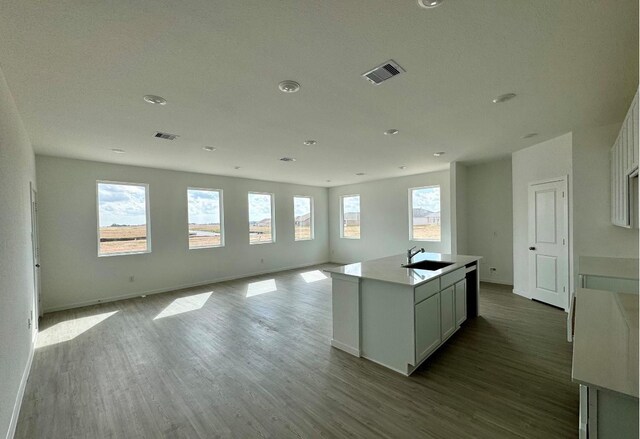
[403, 260, 454, 271]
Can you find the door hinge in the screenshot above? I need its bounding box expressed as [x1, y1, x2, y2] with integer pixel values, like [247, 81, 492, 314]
[562, 191, 565, 198]
[563, 286, 566, 292]
[562, 238, 565, 245]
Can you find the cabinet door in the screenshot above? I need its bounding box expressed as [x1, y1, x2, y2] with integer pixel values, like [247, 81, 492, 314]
[454, 279, 467, 326]
[415, 293, 441, 361]
[440, 286, 456, 340]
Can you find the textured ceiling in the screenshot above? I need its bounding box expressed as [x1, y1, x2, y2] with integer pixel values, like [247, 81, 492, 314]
[0, 0, 637, 186]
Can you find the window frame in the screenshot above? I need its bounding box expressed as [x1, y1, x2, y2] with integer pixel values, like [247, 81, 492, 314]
[408, 185, 441, 242]
[293, 195, 314, 241]
[340, 194, 361, 239]
[248, 191, 276, 245]
[96, 180, 151, 257]
[187, 187, 225, 250]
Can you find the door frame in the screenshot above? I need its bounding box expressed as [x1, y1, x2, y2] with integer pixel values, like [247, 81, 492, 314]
[29, 182, 41, 331]
[527, 175, 570, 312]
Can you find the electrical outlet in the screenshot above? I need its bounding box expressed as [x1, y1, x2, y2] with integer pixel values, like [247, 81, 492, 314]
[129, 275, 135, 282]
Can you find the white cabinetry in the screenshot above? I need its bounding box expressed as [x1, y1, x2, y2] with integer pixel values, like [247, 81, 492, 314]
[611, 89, 639, 228]
[415, 293, 441, 361]
[455, 280, 467, 326]
[440, 286, 456, 340]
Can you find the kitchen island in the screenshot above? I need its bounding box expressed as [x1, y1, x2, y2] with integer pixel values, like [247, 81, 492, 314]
[325, 252, 481, 375]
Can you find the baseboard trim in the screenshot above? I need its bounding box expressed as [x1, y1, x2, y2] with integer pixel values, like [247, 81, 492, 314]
[6, 335, 35, 439]
[513, 288, 532, 299]
[44, 260, 331, 313]
[480, 278, 513, 286]
[330, 339, 360, 357]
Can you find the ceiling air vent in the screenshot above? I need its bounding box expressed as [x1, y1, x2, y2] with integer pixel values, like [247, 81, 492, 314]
[362, 60, 405, 85]
[153, 131, 179, 141]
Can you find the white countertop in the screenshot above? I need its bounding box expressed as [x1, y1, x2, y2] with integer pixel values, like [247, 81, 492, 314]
[324, 252, 481, 287]
[572, 287, 639, 398]
[578, 256, 639, 280]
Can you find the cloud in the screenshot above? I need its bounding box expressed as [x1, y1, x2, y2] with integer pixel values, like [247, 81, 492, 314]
[342, 195, 360, 214]
[294, 197, 311, 217]
[248, 193, 272, 222]
[412, 187, 440, 212]
[98, 183, 147, 226]
[188, 189, 221, 224]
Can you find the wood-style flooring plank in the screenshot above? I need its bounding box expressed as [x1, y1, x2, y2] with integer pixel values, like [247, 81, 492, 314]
[16, 265, 578, 438]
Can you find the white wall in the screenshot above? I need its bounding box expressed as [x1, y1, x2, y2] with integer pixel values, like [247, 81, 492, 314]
[466, 158, 514, 284]
[328, 170, 451, 263]
[0, 67, 37, 439]
[512, 133, 573, 297]
[573, 123, 638, 270]
[36, 156, 329, 312]
[450, 162, 468, 255]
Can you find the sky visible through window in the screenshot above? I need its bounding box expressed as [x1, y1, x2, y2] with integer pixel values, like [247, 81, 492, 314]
[294, 196, 312, 240]
[411, 186, 441, 241]
[342, 195, 360, 239]
[97, 182, 148, 255]
[98, 183, 147, 226]
[248, 193, 272, 222]
[249, 193, 273, 244]
[188, 189, 222, 248]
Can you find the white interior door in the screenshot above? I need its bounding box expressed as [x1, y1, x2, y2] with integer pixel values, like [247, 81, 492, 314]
[528, 178, 569, 310]
[30, 183, 42, 329]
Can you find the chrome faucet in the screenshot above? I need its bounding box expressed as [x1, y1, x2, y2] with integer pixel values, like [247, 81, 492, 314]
[407, 246, 425, 263]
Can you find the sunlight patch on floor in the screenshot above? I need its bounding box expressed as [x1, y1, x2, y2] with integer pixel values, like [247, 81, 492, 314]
[300, 270, 327, 283]
[246, 279, 277, 297]
[154, 291, 213, 320]
[36, 311, 118, 348]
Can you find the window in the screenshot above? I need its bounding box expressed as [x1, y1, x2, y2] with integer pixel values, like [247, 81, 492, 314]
[340, 195, 360, 239]
[97, 181, 150, 256]
[248, 192, 275, 244]
[187, 188, 224, 249]
[294, 196, 314, 241]
[409, 186, 441, 241]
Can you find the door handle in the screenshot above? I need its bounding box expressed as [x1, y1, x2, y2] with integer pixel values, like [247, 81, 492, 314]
[528, 247, 536, 251]
[35, 264, 41, 268]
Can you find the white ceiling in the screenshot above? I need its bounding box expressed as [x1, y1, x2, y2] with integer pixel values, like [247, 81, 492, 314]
[0, 0, 637, 186]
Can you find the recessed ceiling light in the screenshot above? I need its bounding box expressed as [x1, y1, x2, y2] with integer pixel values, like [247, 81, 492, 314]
[433, 152, 445, 157]
[278, 80, 300, 93]
[522, 133, 538, 139]
[234, 166, 241, 170]
[280, 157, 296, 162]
[399, 166, 407, 170]
[355, 172, 366, 176]
[303, 140, 317, 146]
[111, 148, 126, 154]
[418, 0, 445, 8]
[492, 93, 517, 104]
[384, 129, 399, 136]
[143, 95, 167, 105]
[202, 146, 216, 152]
[326, 179, 332, 183]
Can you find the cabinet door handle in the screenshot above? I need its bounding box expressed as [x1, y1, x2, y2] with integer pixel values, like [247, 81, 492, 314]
[528, 247, 536, 251]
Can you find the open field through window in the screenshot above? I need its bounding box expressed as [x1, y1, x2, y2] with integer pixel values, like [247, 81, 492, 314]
[410, 186, 441, 241]
[341, 195, 360, 239]
[188, 188, 223, 249]
[249, 192, 275, 244]
[294, 196, 313, 241]
[97, 181, 150, 256]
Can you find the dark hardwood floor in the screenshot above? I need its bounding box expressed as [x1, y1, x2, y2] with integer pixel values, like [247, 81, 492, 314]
[16, 265, 578, 438]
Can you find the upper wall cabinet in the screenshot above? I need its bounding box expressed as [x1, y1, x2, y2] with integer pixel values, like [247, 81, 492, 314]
[611, 89, 639, 228]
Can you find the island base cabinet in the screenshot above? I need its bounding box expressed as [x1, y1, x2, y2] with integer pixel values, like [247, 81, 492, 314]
[415, 293, 441, 362]
[454, 279, 467, 326]
[440, 286, 456, 341]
